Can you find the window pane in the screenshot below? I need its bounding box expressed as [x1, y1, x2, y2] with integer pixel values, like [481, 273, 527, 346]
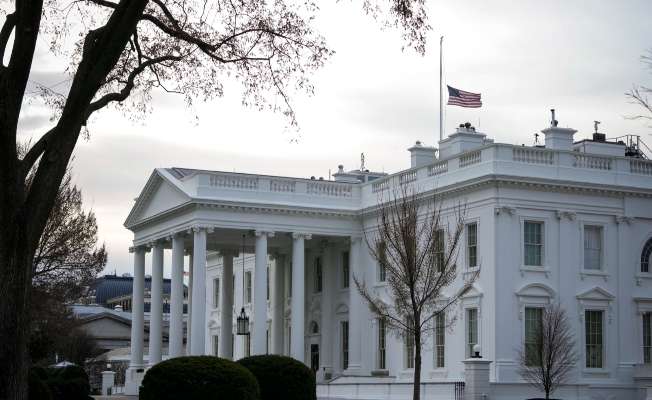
[584, 226, 602, 270]
[378, 319, 386, 369]
[641, 239, 652, 273]
[342, 252, 350, 288]
[435, 313, 445, 368]
[524, 308, 543, 366]
[314, 257, 322, 293]
[342, 321, 349, 370]
[524, 222, 543, 266]
[467, 223, 478, 268]
[245, 271, 252, 303]
[585, 310, 603, 368]
[377, 241, 387, 282]
[644, 312, 651, 364]
[467, 309, 478, 357]
[435, 229, 445, 273]
[213, 278, 220, 308]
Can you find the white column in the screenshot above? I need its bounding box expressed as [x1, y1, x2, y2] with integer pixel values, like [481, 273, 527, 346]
[254, 230, 274, 354]
[346, 237, 363, 374]
[169, 235, 185, 358]
[220, 250, 236, 359]
[319, 243, 333, 378]
[149, 242, 164, 365]
[291, 233, 311, 362]
[272, 253, 285, 354]
[190, 227, 208, 355]
[129, 247, 145, 368]
[186, 252, 193, 354]
[125, 246, 146, 395]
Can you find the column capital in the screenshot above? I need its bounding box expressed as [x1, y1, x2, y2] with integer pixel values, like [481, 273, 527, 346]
[255, 230, 275, 238]
[615, 215, 634, 225]
[555, 210, 576, 221]
[292, 232, 312, 240]
[130, 245, 151, 253]
[191, 225, 214, 233]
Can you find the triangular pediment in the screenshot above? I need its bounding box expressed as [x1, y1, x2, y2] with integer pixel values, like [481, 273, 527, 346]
[576, 286, 615, 301]
[124, 169, 191, 228]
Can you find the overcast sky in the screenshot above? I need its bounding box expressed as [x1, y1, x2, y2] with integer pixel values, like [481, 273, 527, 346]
[17, 0, 652, 276]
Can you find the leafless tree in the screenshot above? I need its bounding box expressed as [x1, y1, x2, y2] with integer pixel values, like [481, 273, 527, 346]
[626, 50, 652, 125]
[355, 185, 477, 400]
[517, 303, 578, 400]
[0, 1, 430, 398]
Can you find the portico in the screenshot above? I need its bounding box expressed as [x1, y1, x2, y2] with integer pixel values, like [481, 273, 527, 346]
[123, 168, 367, 394]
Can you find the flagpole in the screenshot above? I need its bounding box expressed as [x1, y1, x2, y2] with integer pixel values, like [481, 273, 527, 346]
[439, 35, 444, 144]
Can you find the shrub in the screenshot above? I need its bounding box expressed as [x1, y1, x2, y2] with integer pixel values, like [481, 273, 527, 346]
[28, 368, 52, 400]
[238, 355, 316, 400]
[140, 356, 260, 400]
[45, 366, 91, 400]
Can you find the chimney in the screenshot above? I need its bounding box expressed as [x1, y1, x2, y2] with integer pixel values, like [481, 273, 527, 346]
[542, 109, 576, 151]
[408, 141, 437, 168]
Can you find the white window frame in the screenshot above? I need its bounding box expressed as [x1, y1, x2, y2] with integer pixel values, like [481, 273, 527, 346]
[583, 309, 605, 370]
[580, 221, 609, 279]
[519, 216, 551, 275]
[461, 288, 482, 359]
[522, 219, 545, 267]
[634, 297, 652, 365]
[245, 270, 252, 304]
[466, 220, 479, 269]
[465, 308, 479, 359]
[404, 317, 415, 370]
[213, 277, 220, 309]
[577, 289, 613, 376]
[374, 317, 388, 370]
[341, 251, 350, 289]
[433, 313, 446, 369]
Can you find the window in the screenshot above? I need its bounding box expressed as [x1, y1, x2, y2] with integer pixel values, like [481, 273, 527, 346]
[245, 271, 252, 304]
[266, 328, 270, 354]
[585, 310, 603, 368]
[377, 241, 387, 282]
[288, 325, 292, 356]
[232, 275, 236, 303]
[434, 313, 445, 368]
[245, 333, 251, 357]
[213, 335, 219, 356]
[405, 317, 415, 369]
[642, 238, 652, 273]
[288, 262, 293, 297]
[466, 308, 478, 357]
[467, 223, 478, 268]
[644, 312, 651, 364]
[584, 226, 603, 270]
[342, 252, 350, 288]
[378, 318, 387, 369]
[213, 278, 220, 308]
[434, 229, 445, 272]
[341, 321, 349, 370]
[524, 221, 544, 266]
[314, 257, 323, 293]
[524, 307, 543, 366]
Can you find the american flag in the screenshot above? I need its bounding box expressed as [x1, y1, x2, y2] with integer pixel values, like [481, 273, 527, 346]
[447, 85, 482, 108]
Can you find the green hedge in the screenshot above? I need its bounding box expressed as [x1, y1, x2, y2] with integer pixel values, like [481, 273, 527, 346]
[44, 366, 91, 400]
[140, 356, 260, 400]
[28, 368, 52, 400]
[238, 355, 316, 400]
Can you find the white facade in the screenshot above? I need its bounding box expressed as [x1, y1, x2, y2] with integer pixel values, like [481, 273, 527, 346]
[123, 123, 652, 399]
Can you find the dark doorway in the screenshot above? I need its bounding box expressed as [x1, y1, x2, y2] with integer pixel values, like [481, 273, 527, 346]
[310, 344, 319, 372]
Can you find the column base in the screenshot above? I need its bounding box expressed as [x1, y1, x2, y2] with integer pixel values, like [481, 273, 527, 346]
[344, 364, 364, 376]
[317, 366, 333, 382]
[124, 365, 146, 396]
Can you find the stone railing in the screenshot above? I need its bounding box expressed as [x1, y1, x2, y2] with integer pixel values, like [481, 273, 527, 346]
[630, 159, 652, 175]
[513, 147, 554, 165]
[270, 178, 296, 193]
[399, 170, 417, 185]
[428, 160, 448, 176]
[307, 181, 353, 198]
[459, 150, 481, 168]
[372, 178, 391, 193]
[209, 174, 259, 190]
[573, 154, 612, 170]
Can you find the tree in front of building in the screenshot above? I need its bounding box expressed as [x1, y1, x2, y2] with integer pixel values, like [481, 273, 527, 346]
[517, 303, 578, 400]
[0, 1, 430, 398]
[627, 49, 652, 124]
[355, 185, 477, 400]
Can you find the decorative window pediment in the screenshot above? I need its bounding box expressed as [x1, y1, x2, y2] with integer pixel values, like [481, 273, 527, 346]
[576, 286, 615, 323]
[515, 283, 554, 320]
[335, 303, 349, 315]
[576, 287, 615, 302]
[633, 297, 652, 315]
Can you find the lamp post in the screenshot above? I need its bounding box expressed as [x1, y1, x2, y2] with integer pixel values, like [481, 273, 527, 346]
[236, 234, 250, 336]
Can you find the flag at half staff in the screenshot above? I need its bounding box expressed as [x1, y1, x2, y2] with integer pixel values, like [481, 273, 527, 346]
[447, 85, 482, 108]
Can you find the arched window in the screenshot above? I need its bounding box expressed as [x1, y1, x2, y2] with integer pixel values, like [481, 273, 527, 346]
[642, 238, 652, 273]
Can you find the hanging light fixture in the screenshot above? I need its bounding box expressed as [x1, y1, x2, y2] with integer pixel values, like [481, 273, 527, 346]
[236, 233, 250, 336]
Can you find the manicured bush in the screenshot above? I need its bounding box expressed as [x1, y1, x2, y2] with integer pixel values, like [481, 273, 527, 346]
[28, 368, 52, 400]
[45, 366, 91, 400]
[140, 356, 260, 400]
[238, 355, 316, 400]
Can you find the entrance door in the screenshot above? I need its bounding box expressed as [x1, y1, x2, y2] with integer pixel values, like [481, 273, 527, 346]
[310, 344, 319, 372]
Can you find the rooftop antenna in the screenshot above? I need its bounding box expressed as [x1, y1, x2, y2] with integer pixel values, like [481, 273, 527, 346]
[550, 109, 558, 127]
[360, 153, 365, 171]
[594, 120, 601, 134]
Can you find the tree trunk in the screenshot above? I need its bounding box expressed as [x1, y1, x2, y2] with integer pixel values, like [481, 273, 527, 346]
[413, 328, 422, 400]
[0, 202, 35, 400]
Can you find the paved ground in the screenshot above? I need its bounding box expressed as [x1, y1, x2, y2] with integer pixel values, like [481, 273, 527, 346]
[93, 396, 138, 400]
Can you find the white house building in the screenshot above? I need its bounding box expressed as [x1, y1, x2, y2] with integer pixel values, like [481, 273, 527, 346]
[123, 119, 652, 399]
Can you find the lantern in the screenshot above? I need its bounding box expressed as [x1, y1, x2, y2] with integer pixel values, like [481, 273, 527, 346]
[236, 307, 249, 335]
